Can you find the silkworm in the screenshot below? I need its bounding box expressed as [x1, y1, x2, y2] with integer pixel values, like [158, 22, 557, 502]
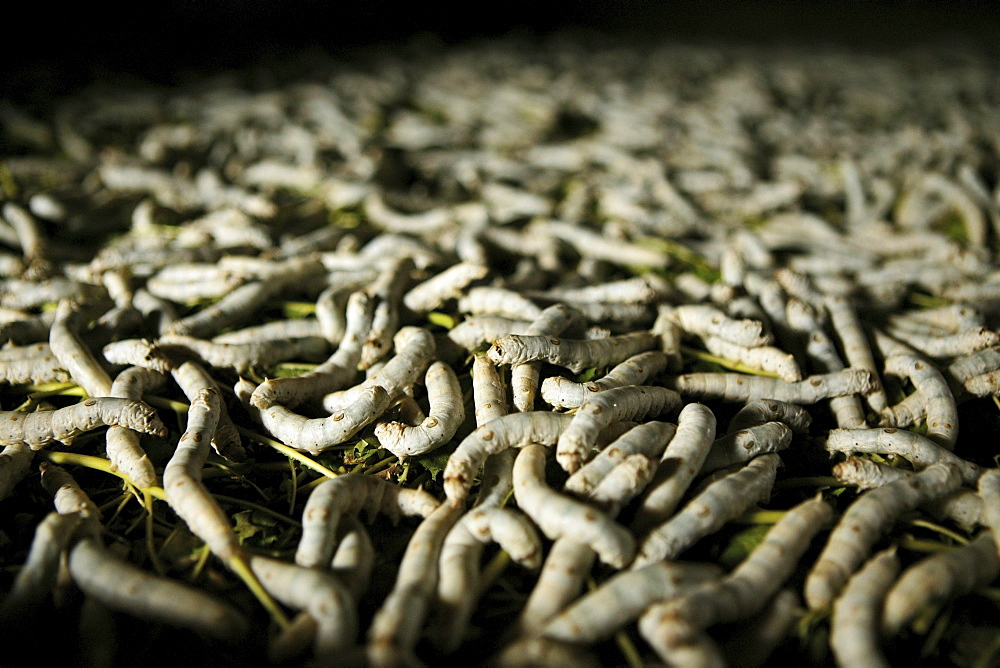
[804, 461, 964, 610]
[651, 303, 683, 369]
[977, 468, 1000, 555]
[671, 368, 876, 404]
[639, 495, 832, 665]
[1, 202, 46, 265]
[0, 443, 34, 500]
[701, 335, 802, 382]
[533, 219, 671, 269]
[105, 366, 165, 489]
[947, 346, 1000, 384]
[402, 261, 488, 314]
[50, 300, 113, 397]
[878, 390, 928, 428]
[531, 274, 671, 305]
[824, 427, 984, 486]
[564, 421, 675, 496]
[295, 473, 439, 569]
[699, 422, 793, 475]
[882, 531, 1000, 636]
[885, 326, 1000, 359]
[727, 399, 812, 434]
[829, 547, 900, 668]
[510, 303, 581, 412]
[513, 539, 597, 636]
[457, 287, 543, 321]
[361, 256, 414, 369]
[556, 385, 682, 472]
[513, 443, 636, 568]
[630, 402, 717, 533]
[487, 330, 658, 374]
[0, 397, 166, 450]
[540, 350, 670, 409]
[0, 277, 105, 310]
[159, 333, 329, 374]
[170, 361, 243, 460]
[883, 353, 958, 450]
[331, 517, 375, 601]
[164, 280, 279, 339]
[586, 453, 657, 516]
[826, 295, 889, 413]
[633, 453, 781, 568]
[145, 262, 244, 302]
[363, 190, 454, 234]
[0, 342, 72, 385]
[669, 303, 773, 347]
[212, 317, 324, 345]
[374, 361, 464, 458]
[101, 338, 173, 373]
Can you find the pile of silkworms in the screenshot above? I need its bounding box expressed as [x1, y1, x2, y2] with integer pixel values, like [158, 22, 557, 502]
[1, 36, 1000, 666]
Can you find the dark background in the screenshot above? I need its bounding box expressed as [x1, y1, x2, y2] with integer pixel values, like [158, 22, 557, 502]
[3, 1, 997, 105]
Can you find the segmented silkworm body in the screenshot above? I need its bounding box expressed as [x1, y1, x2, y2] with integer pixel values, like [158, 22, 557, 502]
[444, 411, 575, 505]
[0, 443, 34, 500]
[0, 397, 166, 449]
[631, 402, 717, 532]
[879, 391, 927, 428]
[296, 474, 439, 569]
[171, 361, 242, 459]
[825, 428, 983, 486]
[102, 338, 172, 373]
[374, 361, 464, 458]
[361, 256, 413, 369]
[0, 342, 71, 385]
[540, 350, 669, 409]
[564, 421, 675, 496]
[670, 304, 773, 347]
[511, 304, 579, 412]
[883, 353, 958, 450]
[826, 295, 888, 413]
[633, 454, 781, 568]
[105, 366, 164, 489]
[882, 531, 1000, 636]
[947, 346, 1000, 383]
[585, 453, 657, 516]
[457, 287, 542, 320]
[50, 300, 113, 396]
[728, 399, 813, 434]
[701, 335, 802, 382]
[885, 326, 1000, 358]
[804, 461, 964, 610]
[159, 333, 329, 373]
[671, 368, 875, 404]
[402, 262, 488, 314]
[556, 385, 680, 472]
[829, 548, 899, 668]
[446, 315, 533, 354]
[488, 331, 658, 373]
[699, 422, 793, 475]
[541, 561, 722, 643]
[639, 496, 832, 665]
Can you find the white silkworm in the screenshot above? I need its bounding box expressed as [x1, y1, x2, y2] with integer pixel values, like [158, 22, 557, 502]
[322, 326, 435, 412]
[457, 286, 543, 320]
[0, 342, 71, 385]
[699, 422, 793, 474]
[487, 330, 658, 374]
[145, 262, 244, 302]
[824, 427, 984, 486]
[883, 353, 958, 450]
[962, 370, 1000, 397]
[331, 517, 375, 600]
[0, 397, 166, 450]
[540, 350, 670, 409]
[651, 303, 683, 369]
[445, 315, 534, 356]
[980, 469, 1000, 554]
[826, 295, 889, 413]
[564, 421, 675, 496]
[804, 461, 964, 610]
[728, 399, 812, 434]
[1, 202, 46, 264]
[0, 443, 34, 500]
[669, 303, 773, 347]
[514, 539, 596, 636]
[50, 300, 113, 397]
[106, 366, 165, 489]
[101, 338, 173, 373]
[829, 547, 899, 668]
[701, 335, 802, 381]
[947, 346, 1000, 384]
[170, 361, 242, 460]
[402, 261, 488, 314]
[513, 443, 636, 568]
[159, 333, 329, 374]
[511, 304, 581, 412]
[361, 256, 413, 369]
[885, 326, 1000, 358]
[295, 473, 439, 569]
[639, 495, 832, 665]
[631, 403, 717, 532]
[556, 385, 680, 473]
[374, 361, 464, 458]
[0, 277, 104, 310]
[533, 219, 670, 269]
[532, 274, 671, 305]
[363, 190, 454, 234]
[586, 453, 657, 516]
[882, 531, 1000, 637]
[671, 368, 875, 404]
[879, 390, 928, 428]
[633, 453, 781, 568]
[165, 280, 277, 338]
[212, 318, 324, 345]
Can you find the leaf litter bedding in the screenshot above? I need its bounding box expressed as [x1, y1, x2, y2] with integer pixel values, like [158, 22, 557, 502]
[1, 35, 999, 666]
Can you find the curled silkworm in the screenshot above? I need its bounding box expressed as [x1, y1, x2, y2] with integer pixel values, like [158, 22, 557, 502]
[564, 421, 676, 496]
[878, 390, 927, 428]
[727, 399, 812, 434]
[295, 473, 439, 569]
[556, 385, 681, 472]
[102, 338, 172, 373]
[513, 443, 636, 568]
[804, 461, 963, 610]
[0, 342, 71, 385]
[402, 262, 488, 314]
[510, 304, 581, 412]
[826, 295, 888, 413]
[698, 422, 793, 474]
[829, 547, 899, 668]
[170, 361, 243, 460]
[374, 361, 464, 458]
[159, 333, 329, 374]
[540, 350, 670, 409]
[633, 453, 781, 568]
[701, 335, 802, 381]
[487, 330, 658, 374]
[882, 531, 1000, 637]
[0, 397, 166, 449]
[361, 256, 414, 369]
[671, 368, 875, 404]
[883, 353, 958, 450]
[50, 300, 113, 397]
[670, 304, 773, 347]
[825, 428, 983, 486]
[631, 403, 717, 532]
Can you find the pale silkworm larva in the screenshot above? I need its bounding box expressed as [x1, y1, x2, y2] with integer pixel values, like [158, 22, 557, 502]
[361, 256, 414, 369]
[513, 539, 597, 637]
[540, 350, 670, 409]
[321, 325, 435, 413]
[457, 286, 543, 321]
[882, 531, 1000, 637]
[533, 219, 671, 269]
[211, 317, 324, 345]
[170, 360, 243, 460]
[0, 443, 34, 500]
[443, 411, 575, 505]
[586, 453, 658, 517]
[829, 547, 900, 668]
[883, 353, 958, 450]
[556, 385, 680, 473]
[0, 397, 166, 450]
[804, 460, 963, 610]
[540, 561, 722, 644]
[826, 295, 889, 413]
[514, 443, 636, 568]
[251, 290, 372, 410]
[50, 299, 113, 397]
[670, 368, 875, 404]
[159, 333, 329, 374]
[727, 399, 812, 434]
[330, 517, 375, 601]
[639, 495, 832, 666]
[946, 346, 1000, 384]
[164, 280, 280, 339]
[0, 342, 71, 385]
[631, 402, 717, 533]
[532, 274, 671, 305]
[374, 361, 464, 458]
[487, 330, 658, 374]
[295, 473, 439, 569]
[101, 338, 173, 373]
[145, 262, 244, 302]
[884, 326, 1000, 358]
[669, 303, 773, 347]
[878, 390, 927, 428]
[511, 303, 581, 412]
[402, 261, 489, 314]
[106, 365, 166, 490]
[564, 420, 676, 497]
[701, 335, 802, 382]
[824, 427, 984, 486]
[446, 315, 534, 355]
[698, 421, 793, 475]
[961, 370, 1000, 397]
[632, 453, 781, 568]
[979, 469, 1000, 556]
